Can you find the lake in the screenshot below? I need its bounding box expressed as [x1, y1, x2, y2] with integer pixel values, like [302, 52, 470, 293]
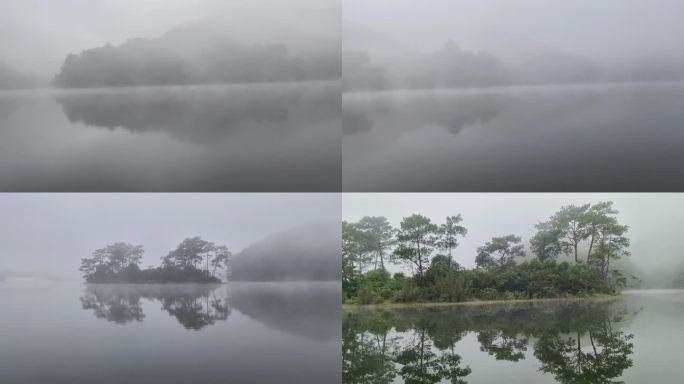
[343, 82, 684, 191]
[0, 280, 341, 384]
[343, 290, 684, 383]
[0, 81, 340, 191]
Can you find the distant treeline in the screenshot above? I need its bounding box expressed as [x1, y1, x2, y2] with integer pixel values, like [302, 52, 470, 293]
[79, 237, 230, 283]
[343, 201, 632, 304]
[230, 220, 340, 282]
[343, 42, 509, 92]
[343, 40, 684, 92]
[53, 26, 339, 88]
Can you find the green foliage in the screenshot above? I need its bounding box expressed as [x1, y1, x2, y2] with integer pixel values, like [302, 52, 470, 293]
[480, 288, 499, 301]
[394, 279, 422, 303]
[343, 202, 630, 305]
[475, 235, 525, 269]
[356, 216, 396, 271]
[345, 270, 405, 304]
[467, 261, 613, 300]
[437, 215, 468, 258]
[343, 301, 635, 384]
[394, 214, 439, 277]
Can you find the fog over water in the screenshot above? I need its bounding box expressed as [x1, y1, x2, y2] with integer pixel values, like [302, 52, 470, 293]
[0, 193, 342, 383]
[344, 0, 684, 66]
[1, 0, 338, 79]
[343, 193, 684, 273]
[344, 0, 684, 90]
[0, 193, 339, 280]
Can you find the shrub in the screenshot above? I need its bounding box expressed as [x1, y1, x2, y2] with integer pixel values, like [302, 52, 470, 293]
[480, 287, 499, 301]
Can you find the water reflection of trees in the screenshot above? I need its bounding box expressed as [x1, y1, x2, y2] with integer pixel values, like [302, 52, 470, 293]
[230, 282, 340, 342]
[343, 301, 638, 383]
[342, 93, 507, 138]
[80, 287, 146, 324]
[80, 285, 230, 330]
[55, 83, 338, 146]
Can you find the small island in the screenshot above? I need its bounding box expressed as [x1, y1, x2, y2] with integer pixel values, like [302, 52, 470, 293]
[343, 201, 632, 305]
[79, 237, 230, 283]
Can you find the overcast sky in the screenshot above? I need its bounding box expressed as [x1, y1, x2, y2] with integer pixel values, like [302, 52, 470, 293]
[344, 0, 684, 65]
[344, 193, 684, 272]
[0, 0, 338, 77]
[0, 193, 339, 280]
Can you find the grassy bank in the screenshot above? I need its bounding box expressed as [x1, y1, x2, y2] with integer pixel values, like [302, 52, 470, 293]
[343, 292, 620, 310]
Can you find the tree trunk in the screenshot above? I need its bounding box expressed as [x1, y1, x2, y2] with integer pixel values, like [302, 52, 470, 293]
[577, 332, 582, 374]
[448, 246, 452, 269]
[416, 240, 423, 277]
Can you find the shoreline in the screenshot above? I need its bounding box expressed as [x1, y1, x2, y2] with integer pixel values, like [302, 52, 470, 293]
[343, 293, 620, 310]
[343, 78, 684, 98]
[0, 79, 338, 97]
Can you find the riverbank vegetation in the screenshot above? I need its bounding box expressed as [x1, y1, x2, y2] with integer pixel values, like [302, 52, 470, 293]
[343, 202, 632, 304]
[79, 237, 230, 283]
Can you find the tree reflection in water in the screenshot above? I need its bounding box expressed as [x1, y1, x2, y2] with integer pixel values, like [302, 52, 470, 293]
[80, 284, 230, 330]
[343, 301, 638, 384]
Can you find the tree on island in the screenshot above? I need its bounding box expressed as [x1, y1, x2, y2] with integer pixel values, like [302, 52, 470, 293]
[549, 204, 591, 263]
[343, 221, 374, 294]
[531, 201, 631, 286]
[529, 221, 565, 262]
[356, 216, 395, 271]
[79, 242, 145, 281]
[475, 235, 525, 269]
[80, 237, 230, 283]
[437, 215, 468, 268]
[342, 201, 632, 305]
[162, 236, 231, 278]
[393, 214, 439, 278]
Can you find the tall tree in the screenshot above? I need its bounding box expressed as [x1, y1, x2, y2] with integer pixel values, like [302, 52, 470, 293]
[550, 204, 591, 262]
[530, 221, 564, 262]
[475, 235, 525, 269]
[162, 237, 209, 269]
[393, 214, 439, 278]
[437, 215, 468, 268]
[356, 216, 395, 271]
[343, 221, 372, 281]
[210, 245, 231, 278]
[590, 223, 630, 280]
[583, 201, 619, 260]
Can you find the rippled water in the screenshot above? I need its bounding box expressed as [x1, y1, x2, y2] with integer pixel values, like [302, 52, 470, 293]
[0, 281, 340, 383]
[343, 82, 684, 191]
[343, 290, 684, 383]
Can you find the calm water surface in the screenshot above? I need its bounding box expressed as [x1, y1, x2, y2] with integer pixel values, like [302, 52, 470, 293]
[343, 82, 684, 191]
[0, 280, 340, 383]
[343, 290, 684, 383]
[0, 81, 340, 191]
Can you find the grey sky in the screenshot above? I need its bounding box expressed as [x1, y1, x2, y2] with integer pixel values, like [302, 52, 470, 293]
[344, 193, 684, 272]
[0, 0, 338, 77]
[0, 193, 340, 280]
[344, 0, 684, 65]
